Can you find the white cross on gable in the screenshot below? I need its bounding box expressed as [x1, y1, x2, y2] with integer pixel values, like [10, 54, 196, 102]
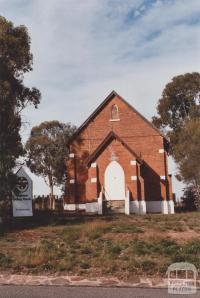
[109, 152, 118, 161]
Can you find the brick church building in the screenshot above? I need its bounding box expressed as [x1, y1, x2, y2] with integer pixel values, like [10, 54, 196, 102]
[64, 91, 174, 215]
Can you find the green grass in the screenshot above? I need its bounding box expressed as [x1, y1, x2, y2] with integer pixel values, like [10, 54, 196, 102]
[0, 212, 200, 279]
[111, 224, 144, 233]
[0, 252, 12, 268]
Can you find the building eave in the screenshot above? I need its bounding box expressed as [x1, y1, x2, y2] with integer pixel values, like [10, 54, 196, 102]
[86, 131, 143, 166]
[68, 90, 169, 146]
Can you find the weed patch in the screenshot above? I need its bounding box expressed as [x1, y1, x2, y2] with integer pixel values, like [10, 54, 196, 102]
[0, 212, 200, 279]
[0, 252, 12, 268]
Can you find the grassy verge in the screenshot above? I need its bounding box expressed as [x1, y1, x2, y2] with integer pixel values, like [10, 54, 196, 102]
[0, 212, 200, 280]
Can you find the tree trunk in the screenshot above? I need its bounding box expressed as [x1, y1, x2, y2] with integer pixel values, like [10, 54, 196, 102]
[50, 183, 54, 197]
[48, 175, 54, 210]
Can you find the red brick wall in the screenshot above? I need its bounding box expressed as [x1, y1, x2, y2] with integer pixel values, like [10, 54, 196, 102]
[65, 95, 171, 203]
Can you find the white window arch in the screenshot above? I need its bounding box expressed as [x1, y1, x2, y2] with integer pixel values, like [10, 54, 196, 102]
[110, 104, 119, 120]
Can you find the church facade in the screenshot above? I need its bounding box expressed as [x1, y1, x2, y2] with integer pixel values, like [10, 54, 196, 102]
[64, 91, 174, 215]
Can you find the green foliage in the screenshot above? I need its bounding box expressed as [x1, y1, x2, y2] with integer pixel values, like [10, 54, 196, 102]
[182, 186, 197, 211]
[132, 239, 149, 255]
[152, 72, 200, 133]
[107, 243, 122, 257]
[0, 252, 12, 268]
[26, 121, 76, 195]
[140, 259, 157, 273]
[184, 239, 200, 254]
[0, 16, 41, 200]
[171, 241, 200, 268]
[80, 261, 91, 269]
[1, 213, 200, 277]
[173, 119, 200, 209]
[174, 119, 200, 182]
[132, 238, 179, 256]
[152, 72, 200, 209]
[111, 224, 144, 233]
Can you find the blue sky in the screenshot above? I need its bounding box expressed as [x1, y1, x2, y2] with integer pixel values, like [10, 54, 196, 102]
[1, 0, 200, 197]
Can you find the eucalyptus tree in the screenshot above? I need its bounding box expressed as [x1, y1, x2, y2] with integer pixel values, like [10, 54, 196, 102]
[26, 121, 76, 196]
[0, 16, 41, 200]
[152, 72, 200, 208]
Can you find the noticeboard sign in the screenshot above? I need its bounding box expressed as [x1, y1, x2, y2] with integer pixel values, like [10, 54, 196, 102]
[12, 167, 33, 217]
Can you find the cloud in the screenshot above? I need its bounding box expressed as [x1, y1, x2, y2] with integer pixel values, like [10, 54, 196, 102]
[1, 0, 200, 196]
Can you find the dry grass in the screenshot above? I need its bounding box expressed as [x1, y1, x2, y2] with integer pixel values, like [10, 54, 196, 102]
[0, 212, 200, 279]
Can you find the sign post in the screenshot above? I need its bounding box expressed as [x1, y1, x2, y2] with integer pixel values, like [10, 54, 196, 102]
[12, 167, 33, 217]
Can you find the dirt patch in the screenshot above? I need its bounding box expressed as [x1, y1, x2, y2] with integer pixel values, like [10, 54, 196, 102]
[167, 229, 199, 244]
[102, 229, 165, 241]
[140, 229, 165, 240]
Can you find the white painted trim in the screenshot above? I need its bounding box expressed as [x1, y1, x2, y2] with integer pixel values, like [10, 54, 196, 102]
[109, 119, 120, 122]
[159, 149, 164, 154]
[98, 193, 103, 215]
[130, 160, 136, 165]
[160, 176, 166, 180]
[69, 153, 75, 158]
[64, 202, 99, 213]
[125, 190, 130, 215]
[131, 176, 137, 181]
[130, 200, 140, 214]
[91, 162, 96, 168]
[77, 204, 86, 210]
[139, 200, 146, 214]
[139, 201, 175, 214]
[86, 202, 98, 213]
[91, 177, 97, 183]
[64, 204, 76, 211]
[161, 200, 168, 214]
[168, 200, 175, 214]
[69, 179, 75, 184]
[64, 200, 175, 215]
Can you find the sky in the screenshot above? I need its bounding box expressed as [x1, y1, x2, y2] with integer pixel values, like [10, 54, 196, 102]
[1, 0, 200, 197]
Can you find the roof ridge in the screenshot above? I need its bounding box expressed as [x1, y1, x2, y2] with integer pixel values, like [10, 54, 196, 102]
[69, 91, 168, 144]
[86, 130, 143, 166]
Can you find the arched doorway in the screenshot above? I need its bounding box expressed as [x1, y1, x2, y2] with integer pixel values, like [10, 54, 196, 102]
[104, 161, 125, 200]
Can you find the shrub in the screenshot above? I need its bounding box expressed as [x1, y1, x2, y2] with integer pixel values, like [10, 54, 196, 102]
[80, 261, 90, 269]
[0, 252, 12, 268]
[182, 186, 197, 211]
[140, 259, 157, 273]
[107, 243, 122, 257]
[151, 238, 179, 255]
[132, 239, 149, 255]
[184, 239, 200, 254]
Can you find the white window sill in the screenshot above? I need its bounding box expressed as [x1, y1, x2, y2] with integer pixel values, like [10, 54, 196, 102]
[109, 119, 120, 122]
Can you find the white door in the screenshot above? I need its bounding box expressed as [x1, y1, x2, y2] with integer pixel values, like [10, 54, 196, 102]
[104, 161, 125, 200]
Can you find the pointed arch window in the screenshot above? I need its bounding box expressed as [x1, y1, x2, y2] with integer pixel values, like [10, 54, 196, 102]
[110, 104, 120, 121]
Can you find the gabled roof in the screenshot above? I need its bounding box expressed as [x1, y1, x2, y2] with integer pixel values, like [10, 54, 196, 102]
[86, 131, 143, 166]
[70, 90, 168, 144]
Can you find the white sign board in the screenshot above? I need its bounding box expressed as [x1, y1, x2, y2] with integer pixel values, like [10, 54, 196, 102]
[12, 167, 33, 217]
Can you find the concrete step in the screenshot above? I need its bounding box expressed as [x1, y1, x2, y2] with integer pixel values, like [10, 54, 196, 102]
[103, 200, 124, 214]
